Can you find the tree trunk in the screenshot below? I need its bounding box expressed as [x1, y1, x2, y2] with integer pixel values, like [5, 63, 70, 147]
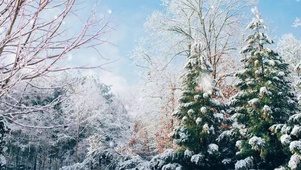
[33, 153, 37, 170]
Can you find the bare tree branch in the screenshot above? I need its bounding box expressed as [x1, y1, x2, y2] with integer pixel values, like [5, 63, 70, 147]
[0, 0, 112, 98]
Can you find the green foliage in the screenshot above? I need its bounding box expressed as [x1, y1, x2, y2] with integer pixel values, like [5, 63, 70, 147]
[230, 8, 300, 169]
[166, 42, 227, 168]
[172, 43, 222, 151]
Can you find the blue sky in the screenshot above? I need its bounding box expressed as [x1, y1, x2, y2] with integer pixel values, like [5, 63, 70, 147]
[76, 0, 301, 94]
[258, 0, 301, 38]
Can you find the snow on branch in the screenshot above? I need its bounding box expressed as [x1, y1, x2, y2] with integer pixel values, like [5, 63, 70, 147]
[0, 0, 112, 98]
[292, 17, 301, 28]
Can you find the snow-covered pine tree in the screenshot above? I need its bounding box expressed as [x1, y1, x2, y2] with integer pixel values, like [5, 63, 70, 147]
[230, 7, 300, 169]
[167, 41, 225, 169]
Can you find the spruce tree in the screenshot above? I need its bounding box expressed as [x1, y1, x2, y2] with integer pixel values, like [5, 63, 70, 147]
[230, 7, 299, 169]
[169, 41, 225, 169]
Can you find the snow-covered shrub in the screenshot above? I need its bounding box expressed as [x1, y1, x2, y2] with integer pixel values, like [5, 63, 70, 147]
[288, 154, 301, 170]
[280, 134, 291, 145]
[162, 163, 183, 170]
[190, 153, 205, 166]
[202, 123, 210, 134]
[217, 129, 234, 142]
[200, 107, 207, 114]
[291, 126, 301, 137]
[290, 141, 301, 154]
[222, 158, 232, 165]
[184, 149, 194, 158]
[61, 148, 148, 170]
[149, 149, 184, 169]
[235, 157, 253, 170]
[289, 113, 301, 123]
[117, 155, 148, 170]
[195, 117, 202, 125]
[248, 136, 265, 151]
[235, 140, 243, 150]
[207, 143, 219, 155]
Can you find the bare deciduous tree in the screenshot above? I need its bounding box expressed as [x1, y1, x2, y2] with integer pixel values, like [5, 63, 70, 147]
[0, 0, 111, 98]
[130, 0, 256, 151]
[0, 0, 112, 166]
[132, 0, 256, 83]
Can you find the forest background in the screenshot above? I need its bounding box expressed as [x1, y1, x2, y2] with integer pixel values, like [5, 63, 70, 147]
[0, 0, 301, 169]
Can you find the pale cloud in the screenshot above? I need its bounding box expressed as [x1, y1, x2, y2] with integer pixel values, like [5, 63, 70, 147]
[60, 14, 134, 96]
[84, 70, 129, 96]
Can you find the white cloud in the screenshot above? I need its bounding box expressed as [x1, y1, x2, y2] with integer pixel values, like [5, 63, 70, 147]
[84, 70, 129, 96]
[101, 71, 128, 95]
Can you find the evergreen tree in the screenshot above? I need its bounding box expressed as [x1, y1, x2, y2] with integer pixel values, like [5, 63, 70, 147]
[230, 7, 299, 169]
[167, 41, 225, 169]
